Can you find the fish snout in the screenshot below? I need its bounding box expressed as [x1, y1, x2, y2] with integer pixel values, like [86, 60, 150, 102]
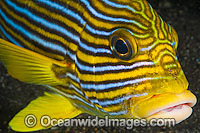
[130, 90, 196, 124]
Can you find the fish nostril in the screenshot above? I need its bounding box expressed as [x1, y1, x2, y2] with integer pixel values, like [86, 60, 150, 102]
[164, 63, 178, 70]
[162, 62, 182, 77]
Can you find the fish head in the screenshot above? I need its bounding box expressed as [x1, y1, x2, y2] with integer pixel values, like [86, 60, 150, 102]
[125, 26, 197, 123]
[77, 0, 196, 124]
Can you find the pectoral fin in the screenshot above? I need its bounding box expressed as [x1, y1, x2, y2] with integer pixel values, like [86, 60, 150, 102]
[9, 92, 82, 132]
[0, 39, 71, 85]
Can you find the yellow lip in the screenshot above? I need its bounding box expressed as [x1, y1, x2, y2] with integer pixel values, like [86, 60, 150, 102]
[131, 90, 197, 124]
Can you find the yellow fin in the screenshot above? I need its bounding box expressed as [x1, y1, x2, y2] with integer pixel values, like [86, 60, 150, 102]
[9, 92, 82, 132]
[0, 39, 71, 85]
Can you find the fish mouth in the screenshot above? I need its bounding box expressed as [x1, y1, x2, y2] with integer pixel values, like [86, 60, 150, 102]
[131, 90, 197, 124]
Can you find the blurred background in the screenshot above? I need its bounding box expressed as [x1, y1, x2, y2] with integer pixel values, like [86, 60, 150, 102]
[0, 0, 199, 132]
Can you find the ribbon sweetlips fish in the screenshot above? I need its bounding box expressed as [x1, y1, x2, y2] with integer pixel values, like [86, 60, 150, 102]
[0, 0, 197, 131]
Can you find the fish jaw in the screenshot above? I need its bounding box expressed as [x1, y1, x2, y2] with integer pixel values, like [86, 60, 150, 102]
[130, 90, 197, 124]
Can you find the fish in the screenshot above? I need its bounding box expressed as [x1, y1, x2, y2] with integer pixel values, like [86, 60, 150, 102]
[0, 0, 197, 132]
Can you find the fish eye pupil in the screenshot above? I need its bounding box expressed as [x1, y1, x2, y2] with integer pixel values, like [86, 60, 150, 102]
[115, 39, 128, 54]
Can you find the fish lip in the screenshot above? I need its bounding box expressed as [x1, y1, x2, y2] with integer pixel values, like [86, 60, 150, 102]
[145, 103, 194, 124]
[145, 94, 196, 118]
[131, 90, 197, 122]
[145, 101, 194, 118]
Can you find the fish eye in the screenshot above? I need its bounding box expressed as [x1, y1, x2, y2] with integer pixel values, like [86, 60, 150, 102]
[111, 36, 133, 60]
[110, 29, 138, 60]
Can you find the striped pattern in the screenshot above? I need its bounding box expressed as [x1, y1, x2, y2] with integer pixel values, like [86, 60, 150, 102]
[0, 0, 182, 117]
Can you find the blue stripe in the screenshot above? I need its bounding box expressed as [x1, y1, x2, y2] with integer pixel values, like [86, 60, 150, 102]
[0, 24, 22, 47]
[81, 77, 155, 90]
[66, 73, 80, 83]
[46, 85, 96, 108]
[69, 84, 83, 96]
[37, 0, 145, 37]
[102, 0, 136, 13]
[6, 0, 113, 54]
[76, 61, 154, 73]
[140, 41, 173, 52]
[67, 52, 155, 73]
[91, 93, 147, 106]
[46, 85, 127, 116]
[79, 40, 112, 54]
[80, 0, 141, 24]
[68, 78, 90, 100]
[67, 73, 128, 112]
[45, 85, 121, 115]
[38, 0, 116, 36]
[108, 110, 126, 115]
[6, 0, 79, 41]
[37, 0, 86, 25]
[66, 50, 76, 61]
[72, 94, 126, 115]
[140, 43, 156, 52]
[67, 67, 157, 91]
[0, 8, 67, 54]
[147, 1, 153, 9]
[81, 0, 147, 30]
[85, 24, 112, 36]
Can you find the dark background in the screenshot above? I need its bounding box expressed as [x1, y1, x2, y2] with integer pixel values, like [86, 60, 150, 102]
[0, 0, 200, 132]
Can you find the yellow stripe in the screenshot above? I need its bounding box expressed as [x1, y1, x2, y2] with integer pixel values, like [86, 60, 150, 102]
[17, 0, 84, 34]
[103, 104, 123, 112]
[155, 12, 165, 40]
[150, 9, 158, 38]
[164, 22, 172, 42]
[0, 15, 64, 60]
[14, 0, 80, 50]
[77, 66, 164, 82]
[85, 82, 152, 99]
[161, 18, 167, 38]
[80, 30, 109, 46]
[171, 27, 179, 49]
[17, 0, 118, 46]
[143, 0, 153, 20]
[108, 0, 143, 12]
[91, 0, 151, 29]
[137, 36, 155, 46]
[150, 43, 175, 60]
[0, 1, 66, 59]
[57, 86, 84, 99]
[76, 50, 150, 64]
[60, 0, 149, 36]
[154, 50, 177, 65]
